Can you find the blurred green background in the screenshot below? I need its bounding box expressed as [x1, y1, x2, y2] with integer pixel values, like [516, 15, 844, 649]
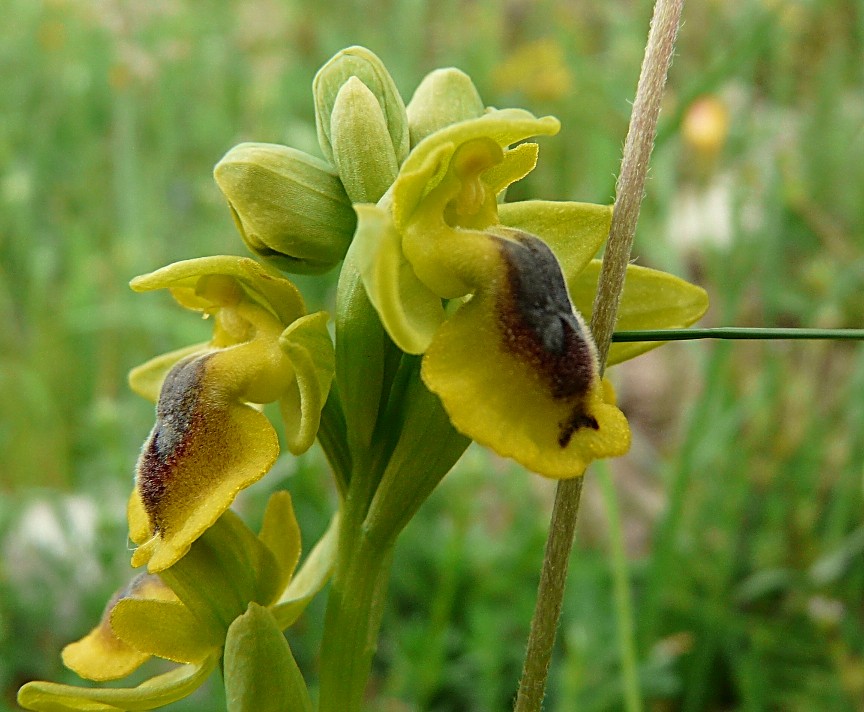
[1, 0, 863, 710]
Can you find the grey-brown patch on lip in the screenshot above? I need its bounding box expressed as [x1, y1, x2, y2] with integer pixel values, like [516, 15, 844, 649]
[495, 232, 599, 447]
[136, 354, 212, 534]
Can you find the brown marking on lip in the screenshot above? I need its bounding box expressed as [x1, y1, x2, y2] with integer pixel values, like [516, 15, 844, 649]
[136, 355, 212, 534]
[495, 232, 600, 447]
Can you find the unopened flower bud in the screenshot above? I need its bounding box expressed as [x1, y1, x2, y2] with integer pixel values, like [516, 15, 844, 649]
[313, 46, 409, 169]
[406, 68, 485, 146]
[330, 76, 399, 203]
[214, 143, 356, 274]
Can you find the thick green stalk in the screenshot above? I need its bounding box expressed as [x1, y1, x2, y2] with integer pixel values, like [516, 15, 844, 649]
[317, 513, 394, 712]
[514, 1, 684, 710]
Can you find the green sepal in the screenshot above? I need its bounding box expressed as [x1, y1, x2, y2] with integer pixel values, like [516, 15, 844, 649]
[213, 143, 356, 274]
[314, 46, 409, 167]
[271, 513, 339, 629]
[330, 77, 399, 203]
[130, 256, 306, 328]
[278, 311, 336, 455]
[17, 655, 218, 712]
[568, 260, 710, 365]
[498, 200, 612, 277]
[351, 203, 444, 355]
[157, 510, 278, 631]
[110, 598, 222, 664]
[224, 604, 313, 712]
[406, 67, 485, 146]
[364, 357, 470, 543]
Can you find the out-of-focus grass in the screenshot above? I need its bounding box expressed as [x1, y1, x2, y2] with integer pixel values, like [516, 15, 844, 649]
[1, 0, 862, 710]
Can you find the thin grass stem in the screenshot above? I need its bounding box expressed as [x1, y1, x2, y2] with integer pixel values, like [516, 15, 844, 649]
[515, 1, 684, 710]
[612, 328, 864, 342]
[596, 461, 642, 712]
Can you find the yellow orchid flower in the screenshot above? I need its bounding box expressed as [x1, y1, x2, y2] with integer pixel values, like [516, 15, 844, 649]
[127, 256, 334, 572]
[18, 494, 337, 712]
[352, 110, 708, 479]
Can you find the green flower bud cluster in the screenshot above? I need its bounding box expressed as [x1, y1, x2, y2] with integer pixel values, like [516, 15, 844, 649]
[214, 46, 489, 277]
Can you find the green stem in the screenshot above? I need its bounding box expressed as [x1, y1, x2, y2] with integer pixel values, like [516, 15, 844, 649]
[515, 1, 684, 710]
[318, 389, 352, 498]
[612, 327, 864, 342]
[595, 462, 642, 712]
[317, 524, 394, 712]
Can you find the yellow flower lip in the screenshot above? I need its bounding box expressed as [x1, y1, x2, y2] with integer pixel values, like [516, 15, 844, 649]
[420, 229, 630, 478]
[133, 351, 281, 572]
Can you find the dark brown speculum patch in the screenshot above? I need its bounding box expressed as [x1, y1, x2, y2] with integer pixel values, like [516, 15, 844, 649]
[496, 232, 599, 448]
[136, 354, 210, 534]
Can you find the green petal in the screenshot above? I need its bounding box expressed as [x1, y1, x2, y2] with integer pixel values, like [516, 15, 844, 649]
[130, 256, 306, 328]
[568, 260, 710, 365]
[110, 598, 221, 664]
[224, 604, 313, 712]
[128, 343, 208, 403]
[131, 354, 279, 573]
[18, 656, 218, 712]
[278, 311, 335, 455]
[352, 203, 444, 354]
[271, 513, 339, 630]
[421, 233, 630, 478]
[498, 200, 611, 278]
[256, 492, 302, 604]
[61, 575, 176, 682]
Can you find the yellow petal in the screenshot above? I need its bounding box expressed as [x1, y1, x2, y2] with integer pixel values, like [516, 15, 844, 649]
[568, 260, 710, 365]
[61, 574, 176, 682]
[422, 232, 630, 478]
[132, 353, 279, 572]
[484, 142, 539, 195]
[393, 108, 560, 228]
[257, 491, 302, 601]
[278, 312, 335, 454]
[271, 512, 339, 629]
